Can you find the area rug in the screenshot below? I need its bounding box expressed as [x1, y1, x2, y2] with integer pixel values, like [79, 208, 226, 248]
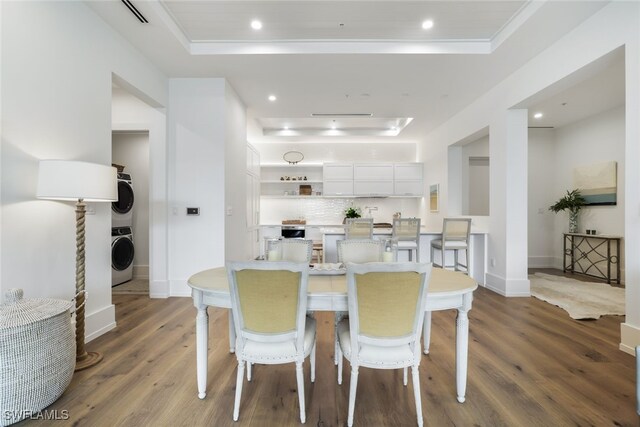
[529, 272, 625, 320]
[112, 279, 149, 295]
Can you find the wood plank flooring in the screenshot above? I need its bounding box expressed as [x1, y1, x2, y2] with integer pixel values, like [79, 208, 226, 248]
[17, 285, 637, 426]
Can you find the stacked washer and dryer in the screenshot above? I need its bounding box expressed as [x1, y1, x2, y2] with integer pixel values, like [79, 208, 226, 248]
[112, 172, 135, 286]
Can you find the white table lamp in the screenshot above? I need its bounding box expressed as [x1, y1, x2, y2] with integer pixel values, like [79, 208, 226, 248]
[37, 160, 117, 371]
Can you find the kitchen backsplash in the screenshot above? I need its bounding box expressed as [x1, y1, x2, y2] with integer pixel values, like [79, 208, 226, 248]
[260, 197, 421, 224]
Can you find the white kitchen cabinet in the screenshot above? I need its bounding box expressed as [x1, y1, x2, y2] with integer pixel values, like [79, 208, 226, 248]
[393, 162, 423, 196]
[354, 180, 394, 196]
[323, 163, 354, 181]
[323, 163, 354, 196]
[394, 181, 423, 196]
[394, 163, 423, 181]
[354, 163, 394, 180]
[324, 180, 354, 196]
[353, 163, 393, 196]
[246, 144, 260, 176]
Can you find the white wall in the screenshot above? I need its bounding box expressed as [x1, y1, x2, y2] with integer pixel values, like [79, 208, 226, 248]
[112, 132, 150, 276]
[1, 1, 167, 341]
[460, 136, 490, 216]
[254, 142, 417, 164]
[420, 2, 638, 298]
[528, 108, 625, 272]
[553, 106, 625, 271]
[224, 82, 249, 263]
[167, 79, 226, 296]
[528, 128, 556, 268]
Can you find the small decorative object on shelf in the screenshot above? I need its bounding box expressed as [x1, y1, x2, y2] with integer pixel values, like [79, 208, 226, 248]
[549, 189, 586, 233]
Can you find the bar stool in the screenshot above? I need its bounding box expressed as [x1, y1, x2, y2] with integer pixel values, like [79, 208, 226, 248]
[312, 241, 323, 263]
[430, 218, 472, 274]
[392, 218, 421, 262]
[345, 218, 373, 239]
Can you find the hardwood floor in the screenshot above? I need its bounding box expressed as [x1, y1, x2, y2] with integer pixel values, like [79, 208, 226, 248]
[18, 286, 637, 426]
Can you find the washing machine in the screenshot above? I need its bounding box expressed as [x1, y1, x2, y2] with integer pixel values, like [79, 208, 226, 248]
[112, 172, 134, 228]
[112, 226, 135, 286]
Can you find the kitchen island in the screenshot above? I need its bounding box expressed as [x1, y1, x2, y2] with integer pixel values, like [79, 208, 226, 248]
[259, 224, 487, 284]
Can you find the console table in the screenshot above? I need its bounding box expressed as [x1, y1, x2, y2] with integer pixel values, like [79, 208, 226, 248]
[563, 233, 621, 284]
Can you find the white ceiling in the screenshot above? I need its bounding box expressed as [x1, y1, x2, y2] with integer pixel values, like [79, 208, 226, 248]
[89, 0, 611, 144]
[523, 47, 625, 129]
[162, 1, 527, 42]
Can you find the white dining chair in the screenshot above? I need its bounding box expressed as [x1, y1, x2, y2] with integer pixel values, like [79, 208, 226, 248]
[337, 239, 384, 263]
[430, 218, 472, 274]
[280, 239, 314, 263]
[333, 238, 385, 366]
[345, 218, 374, 239]
[226, 261, 316, 423]
[392, 218, 421, 262]
[337, 262, 432, 427]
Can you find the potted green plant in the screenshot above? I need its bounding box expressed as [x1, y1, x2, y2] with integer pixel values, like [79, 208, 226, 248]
[549, 189, 586, 233]
[343, 206, 361, 223]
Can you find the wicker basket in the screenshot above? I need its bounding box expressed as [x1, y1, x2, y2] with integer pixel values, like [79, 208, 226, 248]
[0, 289, 75, 426]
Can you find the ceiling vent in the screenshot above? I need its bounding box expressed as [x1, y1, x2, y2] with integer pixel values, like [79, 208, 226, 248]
[310, 113, 373, 117]
[121, 0, 148, 24]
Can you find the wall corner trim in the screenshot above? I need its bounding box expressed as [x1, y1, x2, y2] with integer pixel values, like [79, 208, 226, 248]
[620, 322, 640, 355]
[85, 304, 116, 342]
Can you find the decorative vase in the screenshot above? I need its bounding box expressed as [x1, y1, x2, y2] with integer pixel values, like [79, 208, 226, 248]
[569, 209, 579, 233]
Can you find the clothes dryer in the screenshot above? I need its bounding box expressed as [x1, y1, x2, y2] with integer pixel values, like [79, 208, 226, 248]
[112, 172, 134, 227]
[112, 226, 134, 286]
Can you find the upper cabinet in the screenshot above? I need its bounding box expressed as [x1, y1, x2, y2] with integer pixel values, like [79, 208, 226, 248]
[393, 163, 424, 196]
[323, 163, 354, 196]
[260, 162, 423, 198]
[353, 163, 394, 196]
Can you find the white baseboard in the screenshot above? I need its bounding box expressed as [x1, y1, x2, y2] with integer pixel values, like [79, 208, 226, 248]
[85, 304, 116, 342]
[620, 323, 640, 356]
[485, 272, 531, 297]
[150, 279, 169, 298]
[528, 256, 556, 269]
[170, 279, 193, 297]
[133, 265, 149, 279]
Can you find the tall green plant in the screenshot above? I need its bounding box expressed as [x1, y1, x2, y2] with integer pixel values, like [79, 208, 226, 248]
[549, 189, 586, 213]
[550, 189, 586, 233]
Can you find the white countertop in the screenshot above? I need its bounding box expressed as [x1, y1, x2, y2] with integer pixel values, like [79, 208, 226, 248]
[258, 224, 487, 234]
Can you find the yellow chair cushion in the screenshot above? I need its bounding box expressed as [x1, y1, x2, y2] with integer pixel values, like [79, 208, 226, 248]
[236, 269, 300, 333]
[355, 271, 422, 337]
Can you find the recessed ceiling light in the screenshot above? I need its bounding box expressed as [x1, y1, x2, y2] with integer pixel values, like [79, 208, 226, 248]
[534, 112, 543, 119]
[283, 126, 289, 130]
[421, 20, 434, 30]
[251, 20, 262, 30]
[268, 94, 277, 102]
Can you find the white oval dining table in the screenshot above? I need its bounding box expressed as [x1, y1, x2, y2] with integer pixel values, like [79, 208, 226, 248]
[188, 266, 478, 403]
